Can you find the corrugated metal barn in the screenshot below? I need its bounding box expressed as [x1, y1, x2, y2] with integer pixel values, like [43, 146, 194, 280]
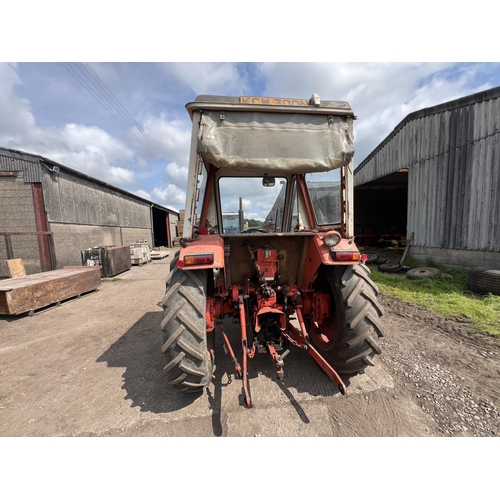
[354, 86, 500, 269]
[0, 147, 179, 277]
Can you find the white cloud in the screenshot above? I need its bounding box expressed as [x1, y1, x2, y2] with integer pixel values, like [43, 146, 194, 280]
[258, 62, 494, 164]
[107, 166, 136, 186]
[133, 189, 152, 201]
[164, 161, 188, 188]
[33, 124, 138, 186]
[0, 63, 196, 199]
[151, 184, 186, 206]
[164, 63, 248, 95]
[0, 63, 139, 188]
[0, 63, 36, 135]
[136, 113, 191, 186]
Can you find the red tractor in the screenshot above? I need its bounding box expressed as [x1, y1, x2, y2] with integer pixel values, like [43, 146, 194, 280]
[161, 93, 384, 407]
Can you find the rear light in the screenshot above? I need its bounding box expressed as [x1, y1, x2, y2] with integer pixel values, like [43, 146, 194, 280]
[183, 253, 214, 266]
[331, 251, 361, 261]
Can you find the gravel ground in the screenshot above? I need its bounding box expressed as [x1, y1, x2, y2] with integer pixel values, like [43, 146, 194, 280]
[379, 295, 500, 436]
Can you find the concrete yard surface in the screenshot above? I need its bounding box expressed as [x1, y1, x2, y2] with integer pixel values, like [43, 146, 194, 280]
[1, 253, 499, 437]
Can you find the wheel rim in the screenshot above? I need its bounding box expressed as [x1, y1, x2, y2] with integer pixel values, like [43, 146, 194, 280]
[307, 305, 337, 351]
[407, 267, 440, 279]
[378, 263, 402, 273]
[306, 272, 338, 350]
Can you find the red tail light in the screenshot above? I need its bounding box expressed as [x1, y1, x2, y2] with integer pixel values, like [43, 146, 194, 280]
[331, 251, 361, 261]
[183, 253, 214, 266]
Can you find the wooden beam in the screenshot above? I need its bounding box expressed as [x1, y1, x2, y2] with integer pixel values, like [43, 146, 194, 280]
[0, 267, 101, 315]
[7, 259, 26, 278]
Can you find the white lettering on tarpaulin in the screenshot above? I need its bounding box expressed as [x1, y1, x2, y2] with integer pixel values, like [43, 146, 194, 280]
[240, 96, 309, 106]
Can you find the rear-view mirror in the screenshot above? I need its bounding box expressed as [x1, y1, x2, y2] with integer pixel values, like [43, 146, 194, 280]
[262, 176, 275, 187]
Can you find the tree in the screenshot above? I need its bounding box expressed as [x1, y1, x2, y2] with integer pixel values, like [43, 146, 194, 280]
[244, 218, 263, 229]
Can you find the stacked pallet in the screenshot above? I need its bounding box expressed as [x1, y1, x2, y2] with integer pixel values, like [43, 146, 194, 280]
[130, 243, 151, 265]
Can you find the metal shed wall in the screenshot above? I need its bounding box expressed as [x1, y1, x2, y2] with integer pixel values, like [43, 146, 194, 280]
[1, 147, 178, 271]
[39, 167, 154, 267]
[354, 87, 500, 268]
[40, 168, 151, 228]
[0, 149, 42, 183]
[355, 86, 500, 186]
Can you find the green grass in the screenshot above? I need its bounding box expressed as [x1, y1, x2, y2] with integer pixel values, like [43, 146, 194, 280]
[369, 258, 500, 337]
[101, 277, 123, 282]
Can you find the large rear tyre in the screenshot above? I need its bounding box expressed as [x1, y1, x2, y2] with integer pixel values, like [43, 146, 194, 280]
[308, 264, 385, 375]
[161, 262, 213, 392]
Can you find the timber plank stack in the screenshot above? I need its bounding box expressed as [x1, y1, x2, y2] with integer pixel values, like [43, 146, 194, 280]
[0, 266, 101, 316]
[151, 247, 170, 260]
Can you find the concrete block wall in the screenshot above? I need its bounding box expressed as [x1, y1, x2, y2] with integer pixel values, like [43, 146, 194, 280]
[0, 174, 41, 276]
[410, 246, 500, 270]
[121, 228, 154, 248]
[51, 223, 122, 268]
[50, 224, 154, 268]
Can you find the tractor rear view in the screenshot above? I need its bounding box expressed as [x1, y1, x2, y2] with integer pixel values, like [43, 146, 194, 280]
[161, 93, 384, 407]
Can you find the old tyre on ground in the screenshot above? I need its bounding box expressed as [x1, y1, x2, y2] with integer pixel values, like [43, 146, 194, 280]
[406, 267, 441, 280]
[378, 263, 402, 273]
[160, 261, 213, 392]
[365, 253, 378, 264]
[307, 264, 385, 375]
[466, 268, 500, 296]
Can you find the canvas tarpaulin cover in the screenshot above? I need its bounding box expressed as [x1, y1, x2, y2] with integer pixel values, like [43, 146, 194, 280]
[197, 111, 354, 173]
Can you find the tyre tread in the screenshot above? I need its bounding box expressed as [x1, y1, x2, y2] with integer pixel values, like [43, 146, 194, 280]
[161, 263, 212, 393]
[326, 264, 385, 374]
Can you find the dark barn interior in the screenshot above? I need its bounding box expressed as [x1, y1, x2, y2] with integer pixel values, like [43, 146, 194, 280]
[354, 169, 408, 247]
